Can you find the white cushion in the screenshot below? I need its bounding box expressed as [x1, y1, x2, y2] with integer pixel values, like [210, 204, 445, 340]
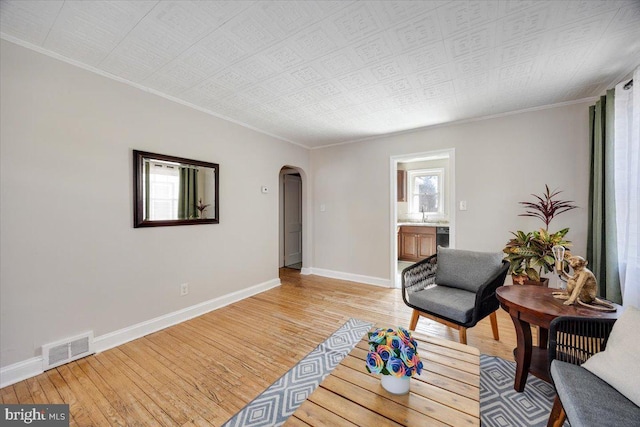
[582, 305, 640, 407]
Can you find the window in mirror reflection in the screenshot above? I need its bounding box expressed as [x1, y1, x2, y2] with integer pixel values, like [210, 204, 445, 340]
[143, 158, 216, 220]
[145, 160, 180, 220]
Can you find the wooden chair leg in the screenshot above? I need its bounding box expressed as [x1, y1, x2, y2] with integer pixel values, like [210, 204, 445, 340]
[409, 310, 420, 330]
[410, 309, 469, 345]
[459, 327, 467, 345]
[490, 311, 499, 341]
[547, 395, 566, 427]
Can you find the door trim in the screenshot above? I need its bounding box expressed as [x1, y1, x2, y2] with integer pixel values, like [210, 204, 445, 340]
[389, 149, 456, 288]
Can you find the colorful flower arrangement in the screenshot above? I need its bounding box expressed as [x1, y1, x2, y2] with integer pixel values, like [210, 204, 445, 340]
[366, 327, 424, 378]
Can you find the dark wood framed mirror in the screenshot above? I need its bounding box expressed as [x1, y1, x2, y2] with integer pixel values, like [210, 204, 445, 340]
[133, 150, 219, 228]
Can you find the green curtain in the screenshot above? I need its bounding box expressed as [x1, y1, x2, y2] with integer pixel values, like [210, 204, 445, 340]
[587, 89, 621, 303]
[178, 167, 198, 219]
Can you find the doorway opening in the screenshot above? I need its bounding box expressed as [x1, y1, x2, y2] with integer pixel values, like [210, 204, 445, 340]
[280, 167, 303, 270]
[390, 149, 456, 288]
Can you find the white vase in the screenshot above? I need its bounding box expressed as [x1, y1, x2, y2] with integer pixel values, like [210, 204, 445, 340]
[381, 374, 410, 395]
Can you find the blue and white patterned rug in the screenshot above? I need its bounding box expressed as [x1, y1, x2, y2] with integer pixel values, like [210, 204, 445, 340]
[481, 354, 568, 427]
[221, 318, 374, 427]
[223, 324, 565, 427]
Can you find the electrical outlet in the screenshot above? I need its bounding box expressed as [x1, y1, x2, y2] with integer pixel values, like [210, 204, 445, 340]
[180, 283, 189, 296]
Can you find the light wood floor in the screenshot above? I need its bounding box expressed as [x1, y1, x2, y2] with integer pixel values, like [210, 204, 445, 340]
[0, 269, 526, 426]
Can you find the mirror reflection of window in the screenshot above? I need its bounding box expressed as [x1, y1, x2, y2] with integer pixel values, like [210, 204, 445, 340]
[145, 160, 180, 220]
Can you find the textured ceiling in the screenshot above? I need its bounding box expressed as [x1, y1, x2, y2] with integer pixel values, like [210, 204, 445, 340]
[1, 1, 639, 148]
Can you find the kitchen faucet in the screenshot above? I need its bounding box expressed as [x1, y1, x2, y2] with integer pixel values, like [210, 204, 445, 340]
[420, 206, 429, 223]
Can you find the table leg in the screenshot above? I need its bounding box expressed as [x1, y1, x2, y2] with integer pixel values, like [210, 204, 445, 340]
[509, 314, 532, 392]
[538, 327, 548, 349]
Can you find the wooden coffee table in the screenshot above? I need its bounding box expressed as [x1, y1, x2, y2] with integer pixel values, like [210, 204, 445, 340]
[286, 330, 480, 426]
[496, 285, 622, 392]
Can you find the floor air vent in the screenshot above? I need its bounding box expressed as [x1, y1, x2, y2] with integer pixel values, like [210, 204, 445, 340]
[42, 331, 94, 370]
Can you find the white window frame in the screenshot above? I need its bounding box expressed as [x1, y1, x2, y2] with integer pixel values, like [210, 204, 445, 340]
[408, 168, 444, 215]
[146, 160, 180, 220]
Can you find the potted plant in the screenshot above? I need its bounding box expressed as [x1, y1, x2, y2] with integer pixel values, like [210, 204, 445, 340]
[365, 327, 423, 395]
[503, 186, 577, 285]
[196, 198, 210, 219]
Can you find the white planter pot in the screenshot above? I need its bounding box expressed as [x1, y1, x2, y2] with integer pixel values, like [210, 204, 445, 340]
[381, 374, 410, 395]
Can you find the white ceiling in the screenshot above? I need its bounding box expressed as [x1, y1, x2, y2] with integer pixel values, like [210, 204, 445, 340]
[1, 1, 639, 148]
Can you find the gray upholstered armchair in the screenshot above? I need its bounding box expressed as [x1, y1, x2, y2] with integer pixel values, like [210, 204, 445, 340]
[401, 247, 509, 344]
[547, 315, 640, 427]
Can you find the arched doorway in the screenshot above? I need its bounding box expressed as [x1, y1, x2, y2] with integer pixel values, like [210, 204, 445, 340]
[279, 166, 303, 270]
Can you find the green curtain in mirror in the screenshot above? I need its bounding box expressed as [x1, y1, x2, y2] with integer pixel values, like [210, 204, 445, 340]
[178, 167, 198, 219]
[587, 89, 621, 303]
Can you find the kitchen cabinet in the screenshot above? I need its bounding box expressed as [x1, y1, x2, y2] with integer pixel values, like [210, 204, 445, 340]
[398, 226, 436, 262]
[397, 170, 406, 202]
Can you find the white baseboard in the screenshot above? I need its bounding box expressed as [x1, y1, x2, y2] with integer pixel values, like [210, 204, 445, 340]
[0, 357, 43, 389]
[310, 268, 392, 288]
[300, 267, 312, 275]
[0, 278, 280, 388]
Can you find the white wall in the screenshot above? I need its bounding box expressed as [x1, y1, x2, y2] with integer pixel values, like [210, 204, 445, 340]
[311, 101, 592, 282]
[0, 37, 595, 372]
[0, 40, 309, 368]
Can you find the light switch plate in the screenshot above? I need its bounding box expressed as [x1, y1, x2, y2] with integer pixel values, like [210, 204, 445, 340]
[459, 200, 468, 211]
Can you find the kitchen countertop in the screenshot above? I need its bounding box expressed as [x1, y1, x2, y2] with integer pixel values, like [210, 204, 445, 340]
[397, 222, 449, 227]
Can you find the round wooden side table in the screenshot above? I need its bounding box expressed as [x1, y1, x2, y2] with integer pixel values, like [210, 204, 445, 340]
[496, 285, 622, 392]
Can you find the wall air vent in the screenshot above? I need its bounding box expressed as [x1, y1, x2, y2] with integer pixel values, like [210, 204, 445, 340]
[42, 331, 94, 371]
